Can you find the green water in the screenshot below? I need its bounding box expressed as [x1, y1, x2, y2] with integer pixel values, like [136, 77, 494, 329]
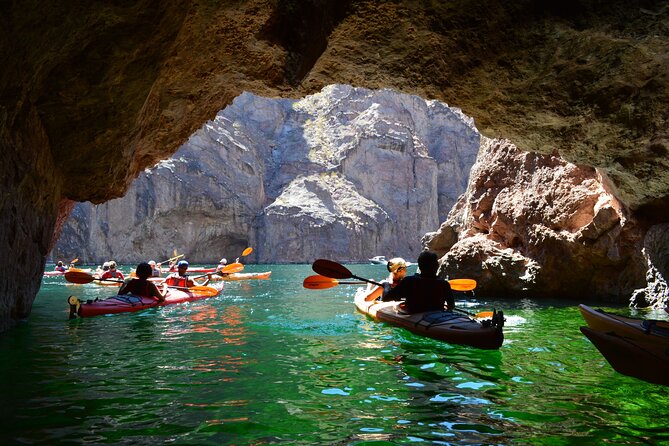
[1, 264, 668, 445]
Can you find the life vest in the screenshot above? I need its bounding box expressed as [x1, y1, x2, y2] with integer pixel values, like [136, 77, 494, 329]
[165, 274, 188, 288]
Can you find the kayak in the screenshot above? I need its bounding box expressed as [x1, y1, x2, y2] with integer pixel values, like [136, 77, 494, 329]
[578, 304, 669, 346]
[580, 326, 669, 386]
[354, 287, 504, 350]
[209, 271, 272, 281]
[67, 285, 221, 318]
[44, 267, 91, 277]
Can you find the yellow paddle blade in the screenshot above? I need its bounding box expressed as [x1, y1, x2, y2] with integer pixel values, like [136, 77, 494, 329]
[448, 278, 477, 291]
[173, 249, 178, 257]
[188, 286, 220, 297]
[242, 247, 253, 257]
[70, 258, 79, 265]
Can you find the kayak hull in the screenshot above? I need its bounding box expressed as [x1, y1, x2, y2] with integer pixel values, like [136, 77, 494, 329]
[580, 326, 669, 386]
[210, 271, 272, 281]
[578, 304, 669, 346]
[354, 287, 504, 350]
[69, 287, 221, 318]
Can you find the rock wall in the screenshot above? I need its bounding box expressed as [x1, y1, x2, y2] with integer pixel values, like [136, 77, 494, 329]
[54, 85, 481, 264]
[424, 138, 649, 302]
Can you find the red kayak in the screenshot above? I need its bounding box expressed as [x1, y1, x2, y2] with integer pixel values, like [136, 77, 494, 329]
[67, 285, 221, 318]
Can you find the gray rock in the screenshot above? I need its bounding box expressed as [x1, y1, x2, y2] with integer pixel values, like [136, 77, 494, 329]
[54, 85, 480, 264]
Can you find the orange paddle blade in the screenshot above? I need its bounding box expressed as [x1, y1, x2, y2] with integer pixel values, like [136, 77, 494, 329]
[303, 275, 338, 289]
[188, 286, 220, 297]
[448, 278, 477, 292]
[219, 263, 244, 274]
[64, 271, 95, 284]
[475, 311, 494, 319]
[70, 258, 79, 265]
[242, 247, 253, 257]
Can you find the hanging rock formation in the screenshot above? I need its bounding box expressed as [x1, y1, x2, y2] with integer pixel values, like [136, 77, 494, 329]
[2, 0, 669, 330]
[424, 138, 649, 303]
[54, 85, 480, 264]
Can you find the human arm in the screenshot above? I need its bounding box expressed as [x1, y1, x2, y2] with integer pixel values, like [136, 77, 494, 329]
[118, 278, 133, 295]
[149, 282, 167, 302]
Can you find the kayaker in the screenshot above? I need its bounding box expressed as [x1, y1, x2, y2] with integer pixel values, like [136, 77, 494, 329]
[54, 261, 67, 272]
[381, 250, 454, 313]
[101, 261, 125, 281]
[165, 260, 211, 287]
[383, 257, 408, 292]
[119, 262, 166, 302]
[148, 260, 162, 277]
[215, 258, 228, 273]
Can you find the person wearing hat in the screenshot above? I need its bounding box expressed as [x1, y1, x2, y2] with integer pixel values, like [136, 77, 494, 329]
[100, 261, 125, 281]
[165, 260, 210, 288]
[148, 260, 162, 277]
[54, 261, 67, 272]
[215, 258, 228, 273]
[381, 251, 454, 314]
[119, 262, 167, 302]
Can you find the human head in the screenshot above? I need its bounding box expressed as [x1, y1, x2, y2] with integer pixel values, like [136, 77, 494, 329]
[109, 261, 117, 270]
[57, 261, 63, 267]
[148, 260, 156, 267]
[177, 260, 189, 271]
[102, 261, 110, 271]
[417, 251, 439, 277]
[387, 257, 407, 279]
[219, 258, 227, 265]
[135, 262, 152, 279]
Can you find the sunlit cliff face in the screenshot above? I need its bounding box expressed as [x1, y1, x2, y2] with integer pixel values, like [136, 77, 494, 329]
[1, 0, 668, 331]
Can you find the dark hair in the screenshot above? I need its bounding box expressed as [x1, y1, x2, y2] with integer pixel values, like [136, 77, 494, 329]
[417, 251, 439, 277]
[135, 262, 152, 279]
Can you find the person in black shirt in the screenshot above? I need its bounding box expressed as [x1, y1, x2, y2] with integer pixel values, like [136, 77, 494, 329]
[382, 250, 454, 313]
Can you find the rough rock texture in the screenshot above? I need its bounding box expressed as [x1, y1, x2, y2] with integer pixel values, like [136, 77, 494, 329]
[54, 85, 480, 264]
[424, 138, 648, 302]
[631, 224, 669, 308]
[2, 0, 669, 330]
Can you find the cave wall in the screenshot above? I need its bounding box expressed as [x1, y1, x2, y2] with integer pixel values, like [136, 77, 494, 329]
[2, 0, 669, 330]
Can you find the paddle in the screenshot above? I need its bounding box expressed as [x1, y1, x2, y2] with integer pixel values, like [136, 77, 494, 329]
[157, 253, 184, 265]
[311, 259, 493, 319]
[303, 275, 366, 289]
[312, 259, 384, 286]
[241, 247, 253, 257]
[65, 271, 123, 284]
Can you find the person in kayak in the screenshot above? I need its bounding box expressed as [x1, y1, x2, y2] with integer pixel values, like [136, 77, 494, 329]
[100, 261, 125, 281]
[381, 250, 454, 313]
[119, 262, 166, 302]
[165, 260, 211, 287]
[148, 260, 162, 277]
[379, 257, 408, 294]
[54, 261, 67, 272]
[215, 258, 228, 273]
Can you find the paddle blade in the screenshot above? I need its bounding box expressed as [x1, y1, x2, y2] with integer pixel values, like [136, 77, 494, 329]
[312, 259, 352, 279]
[64, 271, 95, 284]
[475, 311, 494, 319]
[70, 258, 79, 265]
[448, 278, 477, 292]
[303, 275, 338, 289]
[219, 263, 244, 274]
[188, 286, 220, 297]
[242, 247, 253, 257]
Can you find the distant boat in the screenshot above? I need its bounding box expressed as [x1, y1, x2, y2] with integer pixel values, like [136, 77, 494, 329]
[369, 256, 388, 264]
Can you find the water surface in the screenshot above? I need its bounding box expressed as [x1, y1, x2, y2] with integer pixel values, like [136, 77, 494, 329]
[1, 264, 668, 445]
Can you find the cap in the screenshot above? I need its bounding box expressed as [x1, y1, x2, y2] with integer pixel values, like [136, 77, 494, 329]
[387, 257, 407, 273]
[177, 260, 189, 268]
[148, 260, 156, 266]
[219, 258, 227, 264]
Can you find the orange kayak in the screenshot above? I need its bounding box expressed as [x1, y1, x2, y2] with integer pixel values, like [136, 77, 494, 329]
[209, 271, 272, 281]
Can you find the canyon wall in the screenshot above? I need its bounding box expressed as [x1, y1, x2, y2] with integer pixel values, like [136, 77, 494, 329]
[2, 0, 668, 330]
[54, 85, 480, 264]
